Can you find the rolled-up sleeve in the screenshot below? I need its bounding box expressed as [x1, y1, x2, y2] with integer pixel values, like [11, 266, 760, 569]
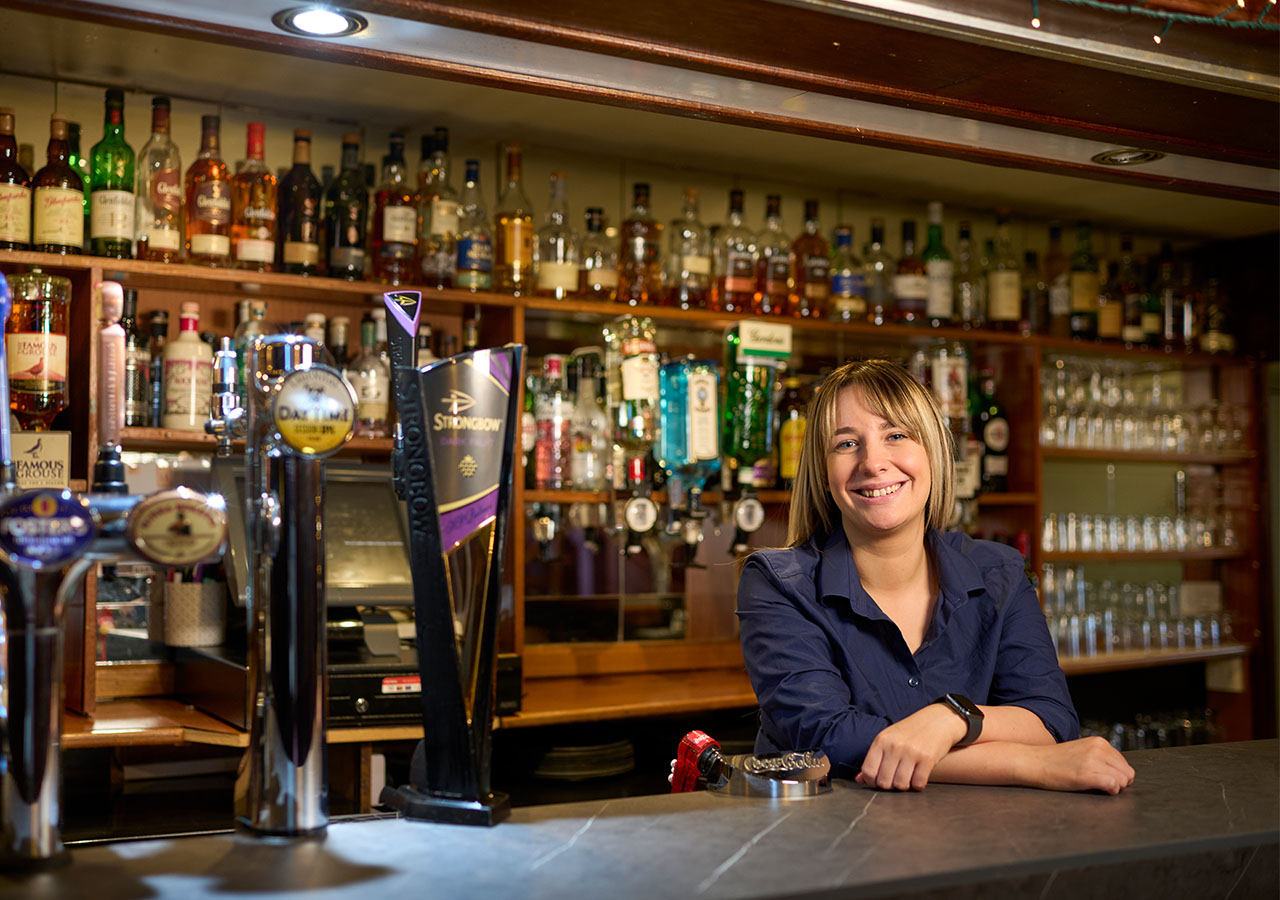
[988, 579, 1079, 742]
[737, 553, 892, 774]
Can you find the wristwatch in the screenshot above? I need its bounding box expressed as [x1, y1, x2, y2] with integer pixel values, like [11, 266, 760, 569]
[935, 694, 984, 747]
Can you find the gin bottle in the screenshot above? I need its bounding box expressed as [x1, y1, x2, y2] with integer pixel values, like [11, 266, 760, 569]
[135, 96, 182, 261]
[862, 217, 894, 325]
[657, 357, 721, 500]
[233, 299, 270, 406]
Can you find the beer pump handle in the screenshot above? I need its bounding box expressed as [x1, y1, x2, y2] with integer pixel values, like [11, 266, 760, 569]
[671, 730, 725, 793]
[382, 291, 423, 374]
[0, 274, 13, 491]
[93, 281, 128, 494]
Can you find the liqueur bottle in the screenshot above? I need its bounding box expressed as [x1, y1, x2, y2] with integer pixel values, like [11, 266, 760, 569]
[135, 97, 183, 262]
[454, 159, 494, 292]
[921, 201, 952, 327]
[790, 200, 829, 319]
[161, 302, 213, 431]
[277, 128, 322, 275]
[1043, 224, 1072, 338]
[533, 171, 579, 299]
[121, 288, 151, 426]
[577, 208, 619, 301]
[494, 141, 536, 295]
[952, 221, 982, 329]
[4, 269, 71, 430]
[776, 376, 807, 489]
[1068, 220, 1100, 340]
[754, 193, 791, 316]
[712, 189, 756, 313]
[184, 115, 232, 266]
[416, 127, 458, 289]
[986, 214, 1022, 331]
[0, 107, 32, 250]
[617, 182, 663, 306]
[230, 122, 277, 272]
[323, 134, 367, 281]
[829, 225, 866, 322]
[31, 115, 85, 255]
[893, 220, 927, 324]
[147, 310, 168, 427]
[89, 89, 135, 259]
[665, 188, 712, 310]
[863, 217, 894, 325]
[371, 132, 416, 284]
[534, 354, 573, 490]
[976, 370, 1009, 493]
[349, 311, 391, 437]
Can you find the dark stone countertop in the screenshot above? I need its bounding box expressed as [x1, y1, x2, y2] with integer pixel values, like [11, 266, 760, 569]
[4, 740, 1276, 900]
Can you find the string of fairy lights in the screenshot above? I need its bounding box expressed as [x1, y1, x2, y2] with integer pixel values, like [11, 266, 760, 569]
[1029, 0, 1279, 43]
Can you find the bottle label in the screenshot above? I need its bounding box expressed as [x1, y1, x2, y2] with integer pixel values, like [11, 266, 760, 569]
[1098, 299, 1123, 338]
[162, 357, 213, 424]
[284, 240, 321, 265]
[382, 206, 416, 243]
[982, 416, 1010, 453]
[930, 356, 967, 419]
[764, 255, 791, 292]
[893, 273, 928, 301]
[1070, 271, 1099, 312]
[521, 410, 536, 455]
[779, 416, 806, 480]
[536, 261, 577, 292]
[954, 456, 980, 500]
[142, 227, 181, 252]
[351, 370, 389, 421]
[0, 184, 31, 242]
[192, 181, 231, 225]
[91, 189, 135, 240]
[832, 294, 867, 319]
[502, 219, 534, 266]
[125, 346, 150, 424]
[7, 332, 68, 392]
[1121, 324, 1144, 343]
[585, 266, 618, 289]
[427, 197, 459, 237]
[988, 271, 1021, 321]
[681, 254, 712, 276]
[725, 250, 755, 293]
[687, 371, 719, 460]
[32, 186, 83, 246]
[1141, 311, 1163, 337]
[738, 321, 793, 359]
[803, 257, 830, 298]
[456, 235, 493, 287]
[1048, 274, 1070, 315]
[620, 353, 659, 402]
[190, 233, 231, 257]
[832, 271, 866, 298]
[330, 245, 365, 270]
[925, 260, 953, 318]
[151, 168, 182, 212]
[235, 237, 274, 263]
[983, 454, 1008, 477]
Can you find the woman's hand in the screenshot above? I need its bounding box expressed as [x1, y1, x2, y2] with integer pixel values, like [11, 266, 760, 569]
[1020, 737, 1136, 795]
[855, 704, 967, 791]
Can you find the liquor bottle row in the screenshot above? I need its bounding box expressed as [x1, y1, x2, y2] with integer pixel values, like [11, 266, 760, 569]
[0, 95, 1237, 352]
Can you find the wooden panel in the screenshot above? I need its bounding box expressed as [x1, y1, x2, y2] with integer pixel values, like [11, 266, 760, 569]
[1058, 642, 1249, 676]
[523, 639, 744, 678]
[61, 697, 247, 748]
[95, 661, 175, 699]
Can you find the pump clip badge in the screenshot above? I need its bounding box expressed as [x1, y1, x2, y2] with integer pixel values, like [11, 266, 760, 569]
[0, 489, 97, 570]
[272, 364, 358, 457]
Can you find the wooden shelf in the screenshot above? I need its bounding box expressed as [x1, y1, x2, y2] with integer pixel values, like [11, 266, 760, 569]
[62, 698, 247, 749]
[1041, 447, 1255, 466]
[1036, 334, 1249, 367]
[976, 492, 1038, 507]
[1059, 642, 1249, 676]
[1042, 549, 1244, 562]
[121, 426, 392, 456]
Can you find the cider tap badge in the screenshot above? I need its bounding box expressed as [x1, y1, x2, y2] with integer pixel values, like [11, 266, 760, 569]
[271, 364, 357, 457]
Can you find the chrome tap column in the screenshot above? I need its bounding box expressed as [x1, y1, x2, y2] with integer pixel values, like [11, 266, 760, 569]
[228, 333, 356, 837]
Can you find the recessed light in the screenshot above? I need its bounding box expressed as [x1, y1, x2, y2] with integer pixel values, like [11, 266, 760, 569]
[1090, 148, 1166, 166]
[272, 6, 367, 38]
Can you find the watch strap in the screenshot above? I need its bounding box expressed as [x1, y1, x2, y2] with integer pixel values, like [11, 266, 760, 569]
[936, 693, 983, 747]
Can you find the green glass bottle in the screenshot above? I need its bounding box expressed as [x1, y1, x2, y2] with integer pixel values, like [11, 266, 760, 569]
[922, 201, 953, 327]
[1068, 220, 1099, 340]
[89, 88, 135, 258]
[723, 321, 791, 489]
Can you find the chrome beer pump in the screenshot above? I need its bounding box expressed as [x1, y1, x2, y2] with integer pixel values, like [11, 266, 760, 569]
[206, 325, 357, 837]
[0, 280, 228, 869]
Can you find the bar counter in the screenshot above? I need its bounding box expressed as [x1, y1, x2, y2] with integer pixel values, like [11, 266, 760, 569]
[5, 741, 1276, 899]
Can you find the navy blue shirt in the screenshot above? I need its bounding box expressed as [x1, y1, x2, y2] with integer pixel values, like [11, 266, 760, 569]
[737, 528, 1078, 776]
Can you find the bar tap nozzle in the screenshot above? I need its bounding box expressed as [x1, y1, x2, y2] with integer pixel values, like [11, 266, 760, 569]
[206, 336, 245, 457]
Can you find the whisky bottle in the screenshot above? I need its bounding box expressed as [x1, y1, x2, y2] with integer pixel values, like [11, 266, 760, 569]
[371, 132, 416, 284]
[494, 141, 535, 295]
[922, 201, 953, 327]
[791, 200, 829, 319]
[617, 182, 663, 306]
[230, 122, 277, 272]
[349, 312, 391, 437]
[987, 214, 1022, 331]
[665, 188, 711, 310]
[31, 115, 85, 255]
[323, 134, 367, 281]
[1199, 278, 1235, 355]
[893, 220, 927, 324]
[147, 310, 168, 427]
[533, 171, 579, 299]
[135, 97, 183, 262]
[863, 217, 894, 325]
[454, 159, 494, 291]
[277, 129, 321, 275]
[829, 226, 866, 322]
[602, 313, 659, 468]
[1113, 237, 1145, 346]
[1044, 224, 1071, 338]
[1154, 258, 1183, 350]
[752, 194, 790, 316]
[713, 189, 756, 313]
[161, 301, 213, 431]
[67, 123, 90, 249]
[577, 208, 618, 301]
[416, 127, 458, 289]
[0, 107, 31, 250]
[184, 115, 232, 266]
[89, 89, 135, 259]
[5, 269, 71, 430]
[328, 315, 350, 366]
[121, 288, 151, 426]
[1022, 251, 1046, 336]
[1068, 220, 1100, 340]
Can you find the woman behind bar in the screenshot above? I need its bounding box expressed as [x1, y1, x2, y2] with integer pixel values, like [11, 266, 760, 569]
[737, 359, 1135, 793]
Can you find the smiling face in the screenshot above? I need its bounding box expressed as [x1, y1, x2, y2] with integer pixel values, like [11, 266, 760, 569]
[825, 387, 933, 546]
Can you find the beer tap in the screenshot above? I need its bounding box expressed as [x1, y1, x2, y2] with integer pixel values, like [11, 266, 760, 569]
[227, 330, 356, 837]
[0, 278, 228, 870]
[206, 336, 245, 457]
[382, 291, 421, 501]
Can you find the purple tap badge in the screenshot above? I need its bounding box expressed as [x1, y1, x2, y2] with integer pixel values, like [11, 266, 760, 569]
[383, 290, 423, 342]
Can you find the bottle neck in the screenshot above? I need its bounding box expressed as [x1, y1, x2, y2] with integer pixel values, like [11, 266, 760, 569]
[46, 135, 69, 164]
[292, 140, 311, 167]
[925, 223, 944, 249]
[200, 128, 220, 158]
[103, 105, 124, 139]
[429, 151, 450, 183]
[179, 313, 199, 334]
[150, 107, 170, 138]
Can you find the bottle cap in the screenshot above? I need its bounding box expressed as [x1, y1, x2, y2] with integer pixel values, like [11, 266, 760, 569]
[928, 201, 943, 224]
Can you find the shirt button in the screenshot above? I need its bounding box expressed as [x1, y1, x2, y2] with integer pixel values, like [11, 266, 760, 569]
[908, 676, 920, 687]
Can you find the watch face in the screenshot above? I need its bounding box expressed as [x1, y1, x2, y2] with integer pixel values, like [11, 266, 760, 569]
[948, 694, 983, 719]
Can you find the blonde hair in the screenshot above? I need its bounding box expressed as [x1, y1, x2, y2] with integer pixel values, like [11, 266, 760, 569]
[787, 359, 955, 546]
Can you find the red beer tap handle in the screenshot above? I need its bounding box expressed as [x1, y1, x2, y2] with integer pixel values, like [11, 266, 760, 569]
[671, 730, 723, 793]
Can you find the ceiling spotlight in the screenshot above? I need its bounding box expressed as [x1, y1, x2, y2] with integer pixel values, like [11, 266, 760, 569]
[272, 6, 367, 38]
[1090, 148, 1166, 166]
